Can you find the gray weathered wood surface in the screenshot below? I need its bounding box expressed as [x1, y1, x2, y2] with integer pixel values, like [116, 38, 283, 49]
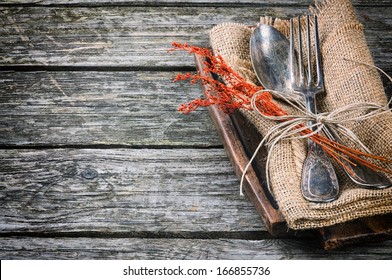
[0, 5, 390, 69]
[0, 0, 391, 259]
[0, 71, 220, 147]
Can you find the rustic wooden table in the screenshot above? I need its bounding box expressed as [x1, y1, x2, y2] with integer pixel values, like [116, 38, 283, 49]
[0, 0, 391, 259]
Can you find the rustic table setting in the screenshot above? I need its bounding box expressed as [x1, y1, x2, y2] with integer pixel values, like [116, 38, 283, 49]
[0, 0, 391, 259]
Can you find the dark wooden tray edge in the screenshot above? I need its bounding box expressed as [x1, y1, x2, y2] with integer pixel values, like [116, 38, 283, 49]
[193, 53, 287, 236]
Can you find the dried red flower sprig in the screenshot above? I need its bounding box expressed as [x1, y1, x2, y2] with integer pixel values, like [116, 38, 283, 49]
[169, 42, 287, 117]
[169, 42, 392, 175]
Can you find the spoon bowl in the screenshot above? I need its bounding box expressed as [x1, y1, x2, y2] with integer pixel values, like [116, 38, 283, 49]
[250, 24, 301, 103]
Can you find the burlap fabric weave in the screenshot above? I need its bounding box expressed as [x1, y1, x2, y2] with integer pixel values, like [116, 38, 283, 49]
[209, 0, 392, 230]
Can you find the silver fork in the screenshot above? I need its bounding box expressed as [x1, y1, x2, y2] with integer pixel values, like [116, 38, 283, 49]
[289, 15, 339, 202]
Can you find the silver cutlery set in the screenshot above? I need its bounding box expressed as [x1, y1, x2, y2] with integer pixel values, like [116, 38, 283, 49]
[250, 15, 391, 202]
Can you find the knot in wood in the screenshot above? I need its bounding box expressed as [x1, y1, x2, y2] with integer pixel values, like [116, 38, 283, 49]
[81, 168, 98, 180]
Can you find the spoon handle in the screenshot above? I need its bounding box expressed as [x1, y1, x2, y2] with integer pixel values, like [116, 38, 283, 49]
[301, 93, 339, 202]
[301, 141, 340, 202]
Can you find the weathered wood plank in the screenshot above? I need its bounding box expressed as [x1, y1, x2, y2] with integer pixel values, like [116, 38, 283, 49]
[0, 6, 302, 67]
[0, 6, 390, 70]
[0, 71, 220, 147]
[0, 148, 265, 233]
[1, 237, 391, 259]
[0, 0, 314, 6]
[1, 0, 391, 7]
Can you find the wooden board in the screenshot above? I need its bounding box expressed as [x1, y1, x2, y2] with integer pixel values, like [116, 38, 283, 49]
[0, 71, 220, 147]
[194, 54, 392, 250]
[1, 0, 391, 6]
[0, 148, 265, 234]
[1, 237, 392, 260]
[0, 5, 390, 70]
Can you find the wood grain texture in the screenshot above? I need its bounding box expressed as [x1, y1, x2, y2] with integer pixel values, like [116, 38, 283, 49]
[0, 71, 220, 147]
[1, 0, 391, 7]
[1, 237, 391, 260]
[0, 5, 390, 71]
[0, 148, 265, 233]
[0, 0, 315, 6]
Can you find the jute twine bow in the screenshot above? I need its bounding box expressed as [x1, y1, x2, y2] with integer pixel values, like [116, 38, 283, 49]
[239, 60, 392, 196]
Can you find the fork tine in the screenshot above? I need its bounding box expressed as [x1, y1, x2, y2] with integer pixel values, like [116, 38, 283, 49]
[296, 16, 305, 87]
[306, 15, 313, 87]
[313, 15, 324, 92]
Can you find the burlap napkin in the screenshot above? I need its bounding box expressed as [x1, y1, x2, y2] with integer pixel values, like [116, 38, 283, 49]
[209, 0, 392, 230]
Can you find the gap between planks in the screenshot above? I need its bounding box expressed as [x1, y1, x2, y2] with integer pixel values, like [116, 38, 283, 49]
[0, 230, 275, 240]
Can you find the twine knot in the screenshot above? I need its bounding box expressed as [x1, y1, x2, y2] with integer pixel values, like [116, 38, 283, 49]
[315, 114, 329, 124]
